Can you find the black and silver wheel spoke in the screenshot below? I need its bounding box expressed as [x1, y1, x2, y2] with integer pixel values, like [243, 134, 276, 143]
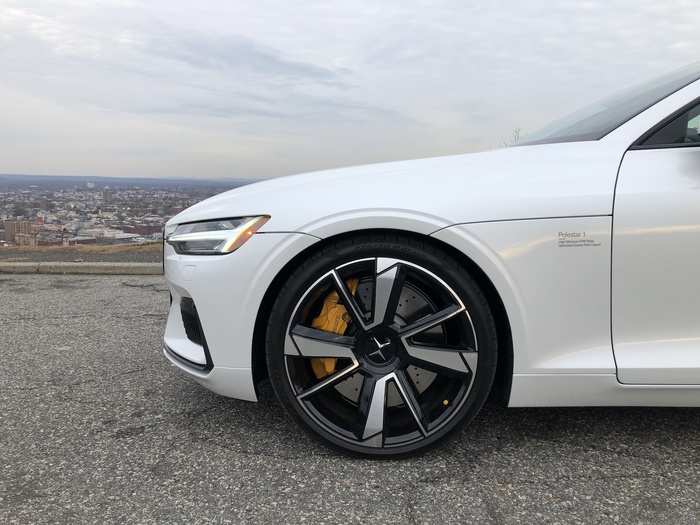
[285, 325, 356, 358]
[359, 374, 389, 442]
[404, 342, 477, 376]
[394, 370, 428, 436]
[297, 360, 360, 400]
[331, 270, 368, 329]
[369, 258, 406, 328]
[399, 303, 464, 338]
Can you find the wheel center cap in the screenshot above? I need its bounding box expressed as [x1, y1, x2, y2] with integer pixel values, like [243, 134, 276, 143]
[358, 327, 403, 369]
[366, 336, 393, 364]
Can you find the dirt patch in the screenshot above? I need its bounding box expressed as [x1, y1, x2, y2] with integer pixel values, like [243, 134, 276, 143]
[0, 242, 162, 263]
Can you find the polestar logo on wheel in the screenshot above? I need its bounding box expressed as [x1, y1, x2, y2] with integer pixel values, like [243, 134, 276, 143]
[372, 337, 391, 352]
[161, 63, 700, 457]
[368, 336, 391, 363]
[372, 336, 391, 350]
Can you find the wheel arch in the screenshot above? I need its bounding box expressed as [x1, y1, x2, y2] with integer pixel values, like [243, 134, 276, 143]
[251, 228, 513, 405]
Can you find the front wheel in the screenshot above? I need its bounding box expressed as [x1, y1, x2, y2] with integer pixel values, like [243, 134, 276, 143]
[265, 235, 498, 457]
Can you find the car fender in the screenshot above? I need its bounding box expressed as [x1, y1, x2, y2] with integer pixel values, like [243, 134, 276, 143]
[432, 217, 616, 393]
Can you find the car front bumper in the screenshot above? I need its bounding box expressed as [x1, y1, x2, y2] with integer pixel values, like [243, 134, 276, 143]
[162, 231, 318, 401]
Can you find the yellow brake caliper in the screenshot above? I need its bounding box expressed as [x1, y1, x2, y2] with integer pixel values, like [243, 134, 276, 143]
[310, 278, 359, 379]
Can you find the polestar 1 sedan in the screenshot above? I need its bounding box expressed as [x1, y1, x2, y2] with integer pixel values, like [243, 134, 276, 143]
[163, 64, 700, 456]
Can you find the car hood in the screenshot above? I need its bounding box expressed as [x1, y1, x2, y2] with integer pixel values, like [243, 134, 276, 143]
[169, 141, 621, 236]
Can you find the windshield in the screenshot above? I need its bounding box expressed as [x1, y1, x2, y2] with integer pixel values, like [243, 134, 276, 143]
[521, 63, 700, 145]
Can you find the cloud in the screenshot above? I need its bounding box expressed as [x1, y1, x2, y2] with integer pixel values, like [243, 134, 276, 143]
[145, 28, 339, 81]
[0, 0, 699, 179]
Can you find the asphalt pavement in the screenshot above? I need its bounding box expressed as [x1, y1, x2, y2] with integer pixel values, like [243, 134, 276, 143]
[1, 275, 699, 524]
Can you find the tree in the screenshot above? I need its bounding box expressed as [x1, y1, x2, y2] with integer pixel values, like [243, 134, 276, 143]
[502, 127, 521, 147]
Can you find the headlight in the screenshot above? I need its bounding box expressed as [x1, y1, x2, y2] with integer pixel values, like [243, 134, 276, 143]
[165, 216, 270, 255]
[164, 223, 178, 239]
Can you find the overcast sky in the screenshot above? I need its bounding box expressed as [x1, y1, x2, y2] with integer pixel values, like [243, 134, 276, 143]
[1, 1, 697, 180]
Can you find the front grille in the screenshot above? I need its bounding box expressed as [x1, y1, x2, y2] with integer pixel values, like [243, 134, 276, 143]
[176, 297, 213, 371]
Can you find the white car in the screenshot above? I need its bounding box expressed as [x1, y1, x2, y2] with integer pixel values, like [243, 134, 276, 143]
[163, 64, 700, 456]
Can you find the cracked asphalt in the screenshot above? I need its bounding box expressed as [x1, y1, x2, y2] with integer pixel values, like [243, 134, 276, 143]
[1, 274, 699, 524]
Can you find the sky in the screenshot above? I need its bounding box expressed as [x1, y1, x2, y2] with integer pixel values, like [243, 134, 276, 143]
[0, 1, 698, 180]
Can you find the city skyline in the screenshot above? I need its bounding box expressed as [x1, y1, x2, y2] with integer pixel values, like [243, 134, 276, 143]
[0, 174, 249, 250]
[0, 172, 251, 187]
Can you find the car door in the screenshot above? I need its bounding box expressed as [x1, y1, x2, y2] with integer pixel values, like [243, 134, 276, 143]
[612, 99, 700, 384]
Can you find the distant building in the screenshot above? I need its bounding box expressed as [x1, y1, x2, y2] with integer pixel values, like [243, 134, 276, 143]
[3, 220, 36, 243]
[122, 224, 162, 235]
[65, 236, 97, 245]
[15, 232, 38, 247]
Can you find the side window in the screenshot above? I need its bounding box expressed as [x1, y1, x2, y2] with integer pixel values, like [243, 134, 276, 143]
[642, 102, 700, 147]
[689, 114, 700, 138]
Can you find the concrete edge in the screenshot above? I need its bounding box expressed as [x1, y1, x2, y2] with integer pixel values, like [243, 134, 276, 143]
[0, 262, 163, 275]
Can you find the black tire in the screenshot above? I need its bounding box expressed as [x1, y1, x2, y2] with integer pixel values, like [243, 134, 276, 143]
[265, 233, 498, 457]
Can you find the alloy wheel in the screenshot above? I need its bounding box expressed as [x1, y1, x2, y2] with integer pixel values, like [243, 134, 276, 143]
[283, 257, 479, 450]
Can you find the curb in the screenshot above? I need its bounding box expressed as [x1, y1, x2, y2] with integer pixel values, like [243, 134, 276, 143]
[0, 262, 163, 275]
